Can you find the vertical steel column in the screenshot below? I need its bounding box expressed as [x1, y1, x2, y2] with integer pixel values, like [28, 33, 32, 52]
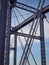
[14, 33, 17, 65]
[4, 1, 11, 65]
[0, 0, 8, 65]
[0, 0, 1, 10]
[40, 16, 46, 65]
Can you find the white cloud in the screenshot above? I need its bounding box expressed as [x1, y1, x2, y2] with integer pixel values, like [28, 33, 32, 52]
[10, 35, 15, 47]
[44, 20, 49, 38]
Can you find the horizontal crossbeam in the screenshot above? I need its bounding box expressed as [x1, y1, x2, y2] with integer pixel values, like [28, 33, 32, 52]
[11, 32, 41, 40]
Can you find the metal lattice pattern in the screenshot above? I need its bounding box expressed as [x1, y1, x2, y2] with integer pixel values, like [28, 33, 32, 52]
[0, 0, 49, 65]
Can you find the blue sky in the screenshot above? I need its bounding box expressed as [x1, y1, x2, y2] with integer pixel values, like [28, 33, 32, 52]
[10, 0, 49, 65]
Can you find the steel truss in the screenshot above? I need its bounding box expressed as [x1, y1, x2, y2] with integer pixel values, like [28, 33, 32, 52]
[0, 0, 49, 65]
[11, 5, 49, 33]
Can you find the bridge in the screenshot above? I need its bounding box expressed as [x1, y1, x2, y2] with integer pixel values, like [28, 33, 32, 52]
[0, 0, 49, 65]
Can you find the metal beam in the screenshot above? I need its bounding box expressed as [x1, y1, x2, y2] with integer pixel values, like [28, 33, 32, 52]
[40, 16, 46, 65]
[10, 0, 16, 4]
[4, 2, 11, 65]
[11, 5, 49, 34]
[13, 32, 40, 40]
[14, 34, 17, 65]
[0, 0, 8, 65]
[10, 48, 15, 50]
[12, 2, 37, 13]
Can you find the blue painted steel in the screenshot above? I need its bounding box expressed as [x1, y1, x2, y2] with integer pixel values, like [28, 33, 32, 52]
[0, 0, 8, 65]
